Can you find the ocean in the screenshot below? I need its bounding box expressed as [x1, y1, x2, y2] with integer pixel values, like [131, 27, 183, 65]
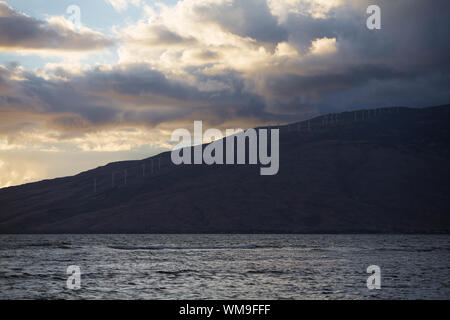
[0, 234, 449, 299]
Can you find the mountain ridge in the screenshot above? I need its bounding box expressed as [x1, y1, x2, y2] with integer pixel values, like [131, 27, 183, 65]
[1, 104, 449, 233]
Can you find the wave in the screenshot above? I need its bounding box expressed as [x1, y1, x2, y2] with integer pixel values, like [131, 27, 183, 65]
[0, 242, 72, 250]
[28, 242, 72, 249]
[156, 269, 198, 275]
[374, 247, 450, 252]
[108, 244, 260, 251]
[246, 270, 286, 275]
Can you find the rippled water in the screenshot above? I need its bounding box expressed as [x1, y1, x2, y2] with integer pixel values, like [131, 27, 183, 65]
[0, 234, 449, 299]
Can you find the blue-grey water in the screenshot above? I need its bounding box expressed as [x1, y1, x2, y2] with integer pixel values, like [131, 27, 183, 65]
[0, 234, 449, 299]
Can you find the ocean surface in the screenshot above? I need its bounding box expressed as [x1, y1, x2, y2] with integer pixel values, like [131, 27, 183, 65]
[0, 234, 449, 300]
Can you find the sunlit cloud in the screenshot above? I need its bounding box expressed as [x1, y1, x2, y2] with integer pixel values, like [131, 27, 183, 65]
[309, 37, 337, 56]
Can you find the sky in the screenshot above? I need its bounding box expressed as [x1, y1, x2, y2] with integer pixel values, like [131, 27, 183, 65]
[0, 0, 449, 188]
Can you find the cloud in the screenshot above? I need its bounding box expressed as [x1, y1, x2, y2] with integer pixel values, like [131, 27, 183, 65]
[0, 2, 114, 52]
[1, 0, 450, 159]
[0, 61, 274, 153]
[192, 0, 288, 44]
[309, 37, 337, 56]
[117, 0, 296, 72]
[122, 23, 198, 47]
[268, 0, 343, 21]
[106, 0, 141, 12]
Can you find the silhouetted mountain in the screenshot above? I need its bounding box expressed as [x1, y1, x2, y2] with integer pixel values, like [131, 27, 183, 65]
[1, 105, 449, 233]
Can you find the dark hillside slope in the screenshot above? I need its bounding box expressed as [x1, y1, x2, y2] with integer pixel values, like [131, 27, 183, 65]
[0, 105, 449, 233]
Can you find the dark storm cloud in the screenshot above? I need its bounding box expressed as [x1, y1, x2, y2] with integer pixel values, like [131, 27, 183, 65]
[79, 65, 272, 125]
[261, 0, 450, 113]
[125, 24, 197, 46]
[264, 64, 412, 97]
[83, 65, 196, 101]
[0, 2, 113, 51]
[0, 63, 273, 135]
[284, 0, 450, 68]
[194, 0, 287, 44]
[0, 68, 120, 135]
